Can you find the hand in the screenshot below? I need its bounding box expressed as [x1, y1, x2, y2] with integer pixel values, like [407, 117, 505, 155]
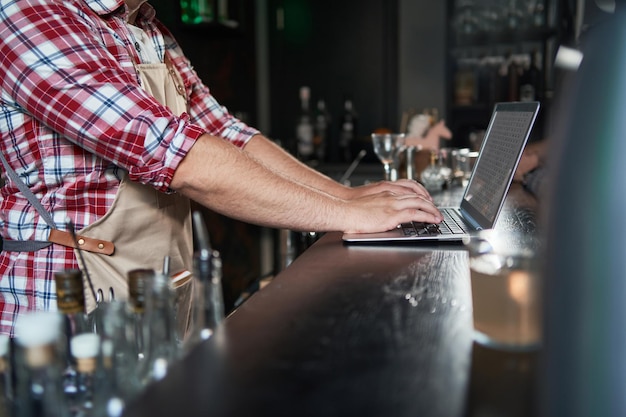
[513, 152, 540, 182]
[513, 141, 546, 182]
[343, 179, 434, 203]
[342, 190, 442, 234]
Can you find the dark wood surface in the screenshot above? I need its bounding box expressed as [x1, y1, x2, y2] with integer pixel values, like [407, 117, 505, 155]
[123, 184, 539, 417]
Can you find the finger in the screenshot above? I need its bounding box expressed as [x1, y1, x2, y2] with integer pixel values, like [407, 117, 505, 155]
[395, 194, 442, 222]
[388, 179, 434, 200]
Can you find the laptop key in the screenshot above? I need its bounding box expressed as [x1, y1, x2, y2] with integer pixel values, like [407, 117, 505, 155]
[400, 223, 417, 236]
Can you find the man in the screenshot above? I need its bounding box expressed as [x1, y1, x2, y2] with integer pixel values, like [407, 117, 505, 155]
[0, 0, 441, 335]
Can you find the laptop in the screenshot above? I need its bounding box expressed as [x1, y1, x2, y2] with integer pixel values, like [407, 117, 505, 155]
[342, 101, 540, 243]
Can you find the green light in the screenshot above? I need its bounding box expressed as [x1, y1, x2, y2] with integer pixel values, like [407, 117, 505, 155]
[283, 0, 313, 44]
[180, 0, 214, 25]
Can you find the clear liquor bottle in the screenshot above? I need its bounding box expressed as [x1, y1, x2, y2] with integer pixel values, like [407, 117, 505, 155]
[54, 269, 93, 408]
[14, 311, 70, 417]
[96, 301, 141, 412]
[184, 212, 225, 354]
[339, 97, 358, 163]
[420, 152, 446, 192]
[95, 339, 126, 417]
[55, 269, 92, 337]
[139, 272, 179, 385]
[70, 333, 101, 416]
[519, 49, 542, 102]
[295, 86, 314, 162]
[313, 99, 331, 163]
[127, 268, 152, 362]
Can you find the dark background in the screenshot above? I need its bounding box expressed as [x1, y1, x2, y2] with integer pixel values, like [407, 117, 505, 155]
[151, 0, 401, 162]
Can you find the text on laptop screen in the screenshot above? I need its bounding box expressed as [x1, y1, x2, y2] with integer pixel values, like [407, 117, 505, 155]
[464, 109, 536, 225]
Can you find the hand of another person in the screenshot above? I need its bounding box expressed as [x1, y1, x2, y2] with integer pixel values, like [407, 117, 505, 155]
[513, 141, 546, 182]
[513, 151, 540, 182]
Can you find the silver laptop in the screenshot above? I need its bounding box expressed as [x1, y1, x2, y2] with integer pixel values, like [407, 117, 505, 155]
[342, 101, 540, 243]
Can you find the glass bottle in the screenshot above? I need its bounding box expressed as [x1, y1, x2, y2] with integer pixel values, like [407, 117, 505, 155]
[95, 339, 126, 417]
[55, 269, 92, 338]
[208, 251, 225, 327]
[338, 97, 358, 163]
[420, 151, 445, 192]
[184, 212, 225, 354]
[180, 0, 214, 24]
[127, 268, 152, 362]
[0, 334, 13, 416]
[97, 301, 141, 412]
[70, 333, 101, 416]
[139, 272, 179, 385]
[14, 311, 69, 417]
[55, 269, 92, 406]
[519, 49, 542, 102]
[507, 54, 521, 102]
[295, 86, 314, 162]
[184, 250, 225, 354]
[313, 99, 331, 163]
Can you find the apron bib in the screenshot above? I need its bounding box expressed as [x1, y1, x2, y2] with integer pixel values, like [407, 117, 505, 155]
[76, 59, 193, 312]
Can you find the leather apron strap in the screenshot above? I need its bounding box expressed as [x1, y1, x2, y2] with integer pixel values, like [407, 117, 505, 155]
[0, 152, 113, 255]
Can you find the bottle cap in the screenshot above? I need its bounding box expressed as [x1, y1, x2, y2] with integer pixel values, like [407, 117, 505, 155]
[71, 333, 101, 359]
[101, 339, 114, 358]
[15, 311, 62, 348]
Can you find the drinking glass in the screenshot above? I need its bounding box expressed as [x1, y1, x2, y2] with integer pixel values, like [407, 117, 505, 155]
[371, 133, 406, 181]
[464, 230, 542, 351]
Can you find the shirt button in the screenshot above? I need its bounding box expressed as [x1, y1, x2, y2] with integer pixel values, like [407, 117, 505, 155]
[134, 42, 141, 53]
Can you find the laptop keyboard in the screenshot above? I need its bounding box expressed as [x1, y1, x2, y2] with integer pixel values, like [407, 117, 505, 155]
[400, 208, 469, 237]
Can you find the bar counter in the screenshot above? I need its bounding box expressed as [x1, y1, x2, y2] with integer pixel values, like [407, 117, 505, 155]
[123, 183, 539, 417]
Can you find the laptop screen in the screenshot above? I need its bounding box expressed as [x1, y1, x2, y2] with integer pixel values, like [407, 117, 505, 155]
[460, 102, 540, 229]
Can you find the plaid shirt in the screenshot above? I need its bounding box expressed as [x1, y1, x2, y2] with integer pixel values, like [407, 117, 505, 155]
[0, 0, 259, 335]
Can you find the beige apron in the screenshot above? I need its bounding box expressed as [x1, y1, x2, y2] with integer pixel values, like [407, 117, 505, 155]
[75, 58, 193, 313]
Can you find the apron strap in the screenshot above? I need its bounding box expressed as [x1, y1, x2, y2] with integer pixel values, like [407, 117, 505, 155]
[0, 152, 114, 254]
[0, 152, 56, 228]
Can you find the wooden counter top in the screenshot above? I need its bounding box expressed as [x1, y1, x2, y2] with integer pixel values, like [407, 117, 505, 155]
[124, 184, 539, 417]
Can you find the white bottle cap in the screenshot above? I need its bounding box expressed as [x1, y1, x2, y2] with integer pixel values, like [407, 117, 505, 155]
[15, 311, 62, 348]
[71, 333, 101, 359]
[101, 339, 114, 358]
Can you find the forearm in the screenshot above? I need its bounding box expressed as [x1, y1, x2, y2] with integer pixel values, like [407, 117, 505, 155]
[242, 135, 352, 199]
[171, 134, 346, 231]
[243, 134, 436, 203]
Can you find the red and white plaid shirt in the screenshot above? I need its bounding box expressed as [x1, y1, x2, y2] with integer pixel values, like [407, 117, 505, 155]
[0, 0, 259, 335]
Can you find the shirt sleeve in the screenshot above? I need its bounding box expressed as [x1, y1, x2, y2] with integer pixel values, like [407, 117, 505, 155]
[0, 1, 203, 191]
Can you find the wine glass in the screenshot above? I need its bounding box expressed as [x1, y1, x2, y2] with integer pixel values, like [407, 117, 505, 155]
[371, 133, 406, 181]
